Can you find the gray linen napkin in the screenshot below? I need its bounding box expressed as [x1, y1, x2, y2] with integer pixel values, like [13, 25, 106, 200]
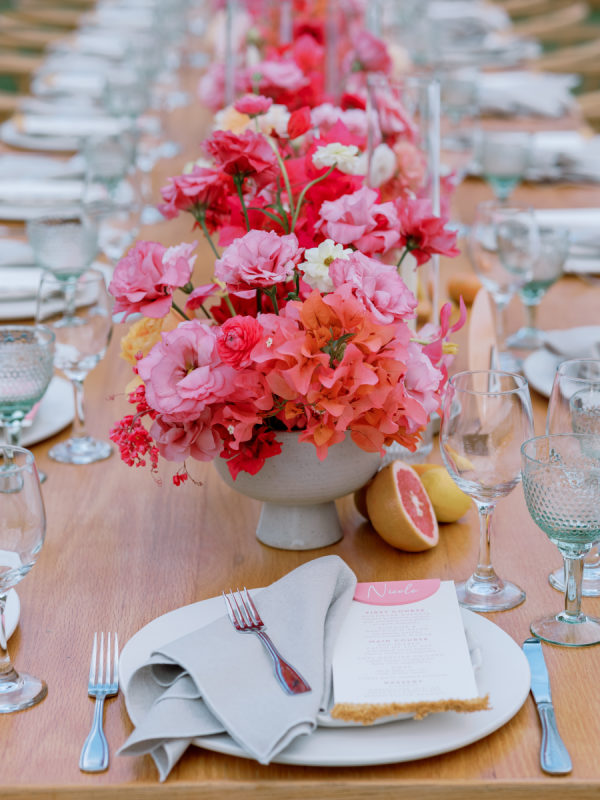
[119, 555, 357, 780]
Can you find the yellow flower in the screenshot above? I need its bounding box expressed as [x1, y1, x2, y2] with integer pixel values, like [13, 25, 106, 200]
[120, 311, 181, 366]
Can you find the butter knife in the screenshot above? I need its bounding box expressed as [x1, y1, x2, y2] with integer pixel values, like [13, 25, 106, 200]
[522, 637, 572, 775]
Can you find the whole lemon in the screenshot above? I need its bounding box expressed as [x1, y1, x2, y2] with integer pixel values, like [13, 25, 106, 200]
[420, 467, 471, 523]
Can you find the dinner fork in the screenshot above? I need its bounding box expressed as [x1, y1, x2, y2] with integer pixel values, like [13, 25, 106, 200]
[79, 632, 119, 773]
[223, 587, 311, 696]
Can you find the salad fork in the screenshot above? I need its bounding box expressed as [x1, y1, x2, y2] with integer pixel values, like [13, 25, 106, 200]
[79, 632, 119, 773]
[223, 587, 311, 695]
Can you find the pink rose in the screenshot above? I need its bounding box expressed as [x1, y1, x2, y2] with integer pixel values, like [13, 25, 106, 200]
[138, 321, 235, 420]
[215, 230, 302, 298]
[317, 186, 400, 255]
[150, 411, 221, 462]
[234, 94, 273, 116]
[204, 129, 278, 181]
[257, 60, 308, 93]
[217, 315, 263, 369]
[329, 251, 417, 324]
[109, 240, 194, 320]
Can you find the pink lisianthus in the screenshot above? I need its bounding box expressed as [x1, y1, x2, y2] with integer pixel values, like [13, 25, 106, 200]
[204, 129, 278, 181]
[317, 186, 400, 255]
[158, 166, 233, 228]
[234, 94, 273, 116]
[329, 251, 417, 324]
[215, 230, 302, 298]
[396, 199, 461, 266]
[137, 321, 236, 420]
[109, 240, 194, 320]
[217, 315, 263, 369]
[351, 30, 392, 74]
[150, 411, 222, 462]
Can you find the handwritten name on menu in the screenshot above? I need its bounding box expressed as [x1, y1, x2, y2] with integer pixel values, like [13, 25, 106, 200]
[332, 580, 480, 705]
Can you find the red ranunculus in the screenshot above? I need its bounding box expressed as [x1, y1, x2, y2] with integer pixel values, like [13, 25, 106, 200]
[217, 315, 263, 369]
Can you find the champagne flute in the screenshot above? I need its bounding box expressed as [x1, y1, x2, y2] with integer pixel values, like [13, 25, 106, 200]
[0, 446, 47, 712]
[522, 433, 600, 646]
[505, 227, 569, 351]
[35, 270, 113, 465]
[440, 370, 534, 611]
[546, 359, 600, 595]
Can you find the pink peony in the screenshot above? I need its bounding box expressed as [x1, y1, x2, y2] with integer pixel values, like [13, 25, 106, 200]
[137, 321, 236, 420]
[317, 186, 400, 255]
[396, 199, 461, 266]
[234, 94, 273, 116]
[329, 251, 417, 324]
[204, 129, 278, 181]
[109, 240, 194, 320]
[215, 230, 302, 298]
[217, 315, 263, 369]
[150, 411, 222, 462]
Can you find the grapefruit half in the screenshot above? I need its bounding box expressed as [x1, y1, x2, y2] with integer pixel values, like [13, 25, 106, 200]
[366, 461, 439, 551]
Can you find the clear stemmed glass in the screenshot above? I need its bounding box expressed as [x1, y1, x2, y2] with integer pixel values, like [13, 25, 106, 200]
[479, 131, 531, 203]
[467, 201, 534, 372]
[505, 227, 570, 351]
[0, 326, 55, 450]
[546, 359, 600, 595]
[0, 445, 47, 712]
[35, 270, 113, 465]
[522, 433, 600, 647]
[440, 370, 534, 612]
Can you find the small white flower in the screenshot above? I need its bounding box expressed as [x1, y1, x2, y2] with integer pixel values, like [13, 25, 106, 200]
[256, 104, 290, 137]
[227, 425, 235, 435]
[312, 142, 361, 175]
[300, 239, 353, 292]
[368, 143, 397, 188]
[266, 337, 273, 348]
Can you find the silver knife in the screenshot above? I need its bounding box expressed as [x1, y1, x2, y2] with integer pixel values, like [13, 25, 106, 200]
[522, 637, 572, 775]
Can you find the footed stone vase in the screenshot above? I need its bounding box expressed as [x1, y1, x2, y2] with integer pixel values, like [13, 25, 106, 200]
[213, 432, 381, 550]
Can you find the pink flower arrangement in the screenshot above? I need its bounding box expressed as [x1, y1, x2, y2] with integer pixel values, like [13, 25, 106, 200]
[110, 10, 464, 485]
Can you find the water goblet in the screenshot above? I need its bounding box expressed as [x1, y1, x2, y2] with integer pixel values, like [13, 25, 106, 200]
[479, 131, 531, 203]
[35, 270, 113, 465]
[505, 227, 570, 351]
[522, 433, 600, 646]
[0, 445, 47, 711]
[440, 370, 534, 612]
[26, 213, 98, 282]
[547, 359, 600, 595]
[0, 325, 55, 450]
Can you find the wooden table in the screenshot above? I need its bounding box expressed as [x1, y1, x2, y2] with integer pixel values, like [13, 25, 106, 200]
[3, 71, 600, 800]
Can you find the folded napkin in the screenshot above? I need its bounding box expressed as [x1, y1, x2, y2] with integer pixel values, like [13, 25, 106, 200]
[0, 153, 83, 180]
[13, 113, 130, 139]
[0, 178, 84, 205]
[0, 267, 43, 300]
[542, 327, 600, 360]
[0, 240, 35, 267]
[119, 555, 356, 780]
[478, 72, 577, 118]
[534, 208, 600, 273]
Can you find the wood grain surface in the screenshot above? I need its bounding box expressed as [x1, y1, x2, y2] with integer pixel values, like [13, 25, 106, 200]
[1, 63, 600, 800]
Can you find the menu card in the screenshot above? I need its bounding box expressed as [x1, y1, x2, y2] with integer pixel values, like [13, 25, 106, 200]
[330, 580, 489, 724]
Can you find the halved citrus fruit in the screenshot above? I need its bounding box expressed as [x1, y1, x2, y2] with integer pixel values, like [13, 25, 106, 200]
[354, 484, 370, 519]
[366, 461, 439, 551]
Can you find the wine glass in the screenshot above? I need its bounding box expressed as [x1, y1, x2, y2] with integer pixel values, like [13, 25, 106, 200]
[467, 201, 533, 372]
[547, 358, 600, 595]
[505, 227, 570, 351]
[35, 270, 113, 465]
[0, 445, 47, 712]
[26, 212, 99, 282]
[0, 325, 55, 451]
[522, 433, 600, 647]
[440, 370, 534, 612]
[479, 131, 531, 203]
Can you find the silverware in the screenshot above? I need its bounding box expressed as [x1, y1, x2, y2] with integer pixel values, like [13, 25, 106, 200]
[522, 637, 572, 775]
[223, 587, 311, 696]
[79, 632, 119, 773]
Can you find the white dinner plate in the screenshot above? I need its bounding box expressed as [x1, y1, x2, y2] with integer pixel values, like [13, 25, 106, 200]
[0, 120, 80, 153]
[2, 376, 74, 448]
[523, 326, 600, 398]
[0, 153, 84, 181]
[120, 593, 530, 767]
[523, 350, 561, 399]
[4, 590, 20, 640]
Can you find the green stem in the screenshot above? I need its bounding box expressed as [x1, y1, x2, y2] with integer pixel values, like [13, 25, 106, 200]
[224, 293, 236, 317]
[265, 137, 295, 223]
[291, 165, 335, 232]
[249, 206, 287, 230]
[233, 173, 251, 232]
[171, 300, 190, 321]
[265, 288, 279, 314]
[256, 288, 263, 315]
[396, 247, 411, 270]
[195, 212, 220, 259]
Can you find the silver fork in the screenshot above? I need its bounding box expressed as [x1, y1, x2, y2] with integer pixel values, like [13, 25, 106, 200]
[79, 632, 119, 773]
[223, 587, 311, 696]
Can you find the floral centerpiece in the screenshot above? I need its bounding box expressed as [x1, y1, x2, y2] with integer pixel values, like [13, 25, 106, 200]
[109, 84, 463, 489]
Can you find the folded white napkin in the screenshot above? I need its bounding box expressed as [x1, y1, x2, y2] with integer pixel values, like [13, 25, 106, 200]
[14, 114, 130, 138]
[534, 208, 600, 273]
[542, 327, 600, 359]
[0, 240, 35, 267]
[119, 555, 356, 780]
[0, 153, 84, 180]
[0, 267, 43, 300]
[478, 72, 577, 118]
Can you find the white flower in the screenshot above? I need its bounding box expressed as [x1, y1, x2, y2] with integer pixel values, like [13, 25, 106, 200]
[300, 239, 353, 292]
[368, 143, 397, 188]
[312, 143, 361, 175]
[256, 104, 290, 137]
